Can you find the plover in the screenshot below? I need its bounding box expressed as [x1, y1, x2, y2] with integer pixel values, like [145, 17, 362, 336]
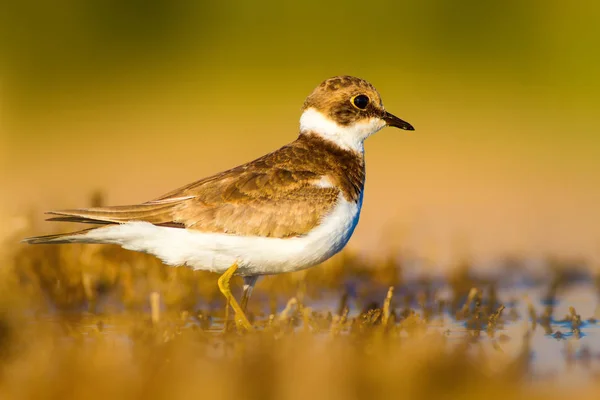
[23, 76, 414, 330]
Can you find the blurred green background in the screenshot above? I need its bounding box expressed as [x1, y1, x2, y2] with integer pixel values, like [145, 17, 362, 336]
[1, 0, 599, 266]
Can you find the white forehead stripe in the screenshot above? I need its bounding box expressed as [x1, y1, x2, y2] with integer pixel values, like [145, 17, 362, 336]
[299, 108, 385, 153]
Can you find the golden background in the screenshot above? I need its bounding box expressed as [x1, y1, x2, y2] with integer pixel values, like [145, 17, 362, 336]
[2, 0, 599, 266]
[0, 3, 600, 399]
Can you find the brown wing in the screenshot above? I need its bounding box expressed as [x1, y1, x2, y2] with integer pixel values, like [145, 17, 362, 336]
[169, 168, 339, 238]
[46, 140, 342, 238]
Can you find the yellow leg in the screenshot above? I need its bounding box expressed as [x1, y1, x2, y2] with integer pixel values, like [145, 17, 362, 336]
[217, 263, 253, 332]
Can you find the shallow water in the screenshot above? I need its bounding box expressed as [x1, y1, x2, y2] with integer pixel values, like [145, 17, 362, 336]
[297, 278, 600, 384]
[18, 264, 600, 386]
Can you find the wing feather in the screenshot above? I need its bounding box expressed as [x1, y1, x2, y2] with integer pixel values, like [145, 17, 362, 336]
[38, 135, 362, 239]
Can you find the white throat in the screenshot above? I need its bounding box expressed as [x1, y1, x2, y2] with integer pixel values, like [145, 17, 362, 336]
[299, 108, 385, 153]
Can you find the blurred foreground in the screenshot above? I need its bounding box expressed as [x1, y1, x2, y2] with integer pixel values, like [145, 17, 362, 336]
[1, 227, 599, 399]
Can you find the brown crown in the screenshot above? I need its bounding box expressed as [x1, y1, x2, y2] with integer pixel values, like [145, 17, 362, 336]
[302, 76, 385, 126]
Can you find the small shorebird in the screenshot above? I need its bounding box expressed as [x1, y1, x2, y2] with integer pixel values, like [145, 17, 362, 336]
[23, 76, 414, 330]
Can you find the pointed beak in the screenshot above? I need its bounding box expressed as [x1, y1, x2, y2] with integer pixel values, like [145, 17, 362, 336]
[382, 111, 414, 131]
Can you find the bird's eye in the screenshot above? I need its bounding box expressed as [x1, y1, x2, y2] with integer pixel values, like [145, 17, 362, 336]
[351, 94, 370, 110]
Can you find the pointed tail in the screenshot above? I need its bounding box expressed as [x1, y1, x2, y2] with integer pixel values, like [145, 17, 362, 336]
[22, 228, 98, 245]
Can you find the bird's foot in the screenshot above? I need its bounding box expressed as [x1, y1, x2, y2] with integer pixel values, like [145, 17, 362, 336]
[217, 263, 254, 332]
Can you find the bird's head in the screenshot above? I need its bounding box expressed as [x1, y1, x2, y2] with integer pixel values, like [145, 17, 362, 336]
[300, 76, 414, 153]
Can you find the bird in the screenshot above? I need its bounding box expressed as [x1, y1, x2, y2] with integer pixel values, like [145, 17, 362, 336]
[23, 75, 414, 331]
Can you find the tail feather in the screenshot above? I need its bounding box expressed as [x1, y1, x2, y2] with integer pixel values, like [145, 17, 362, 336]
[22, 228, 98, 245]
[23, 196, 194, 244]
[44, 198, 190, 227]
[45, 216, 110, 225]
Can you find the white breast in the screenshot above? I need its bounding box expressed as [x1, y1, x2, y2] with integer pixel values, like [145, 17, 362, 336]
[75, 192, 364, 276]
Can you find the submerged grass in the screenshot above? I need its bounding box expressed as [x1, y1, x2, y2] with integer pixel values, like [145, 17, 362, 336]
[0, 222, 599, 400]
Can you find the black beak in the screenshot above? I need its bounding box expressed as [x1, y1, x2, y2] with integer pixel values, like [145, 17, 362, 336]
[382, 111, 414, 131]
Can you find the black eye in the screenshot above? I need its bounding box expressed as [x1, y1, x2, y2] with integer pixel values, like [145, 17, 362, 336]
[352, 94, 370, 110]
